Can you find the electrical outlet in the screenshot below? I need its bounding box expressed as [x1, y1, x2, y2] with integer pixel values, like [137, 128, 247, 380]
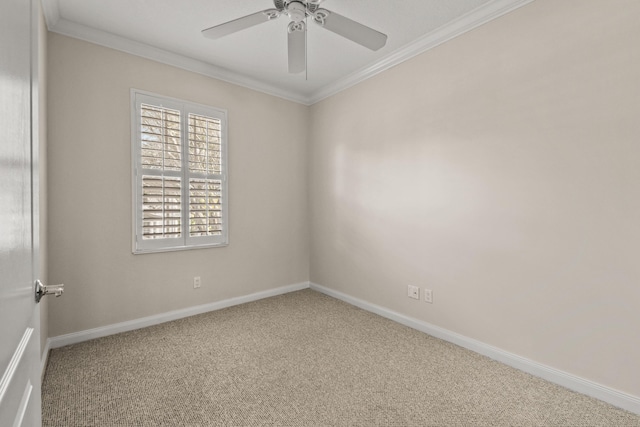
[424, 289, 433, 304]
[408, 285, 420, 300]
[193, 276, 201, 289]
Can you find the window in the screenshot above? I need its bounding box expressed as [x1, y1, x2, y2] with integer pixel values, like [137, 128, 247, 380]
[131, 90, 228, 253]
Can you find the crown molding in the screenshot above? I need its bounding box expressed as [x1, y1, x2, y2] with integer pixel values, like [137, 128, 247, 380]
[41, 0, 534, 106]
[307, 0, 535, 104]
[44, 17, 310, 105]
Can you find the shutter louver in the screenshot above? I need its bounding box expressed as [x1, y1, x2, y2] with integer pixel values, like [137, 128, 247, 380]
[189, 179, 223, 236]
[141, 176, 182, 239]
[141, 104, 182, 171]
[188, 114, 222, 175]
[188, 113, 224, 237]
[139, 102, 183, 241]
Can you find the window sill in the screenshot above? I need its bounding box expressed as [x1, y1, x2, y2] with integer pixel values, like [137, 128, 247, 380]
[133, 241, 229, 255]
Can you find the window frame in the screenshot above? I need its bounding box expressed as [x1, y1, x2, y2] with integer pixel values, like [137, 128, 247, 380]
[131, 89, 229, 254]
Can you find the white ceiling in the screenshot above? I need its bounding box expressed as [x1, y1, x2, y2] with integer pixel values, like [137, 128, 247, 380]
[42, 0, 533, 104]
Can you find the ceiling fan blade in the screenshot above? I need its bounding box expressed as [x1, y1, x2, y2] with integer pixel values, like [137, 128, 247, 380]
[202, 10, 274, 39]
[317, 10, 387, 51]
[288, 27, 306, 74]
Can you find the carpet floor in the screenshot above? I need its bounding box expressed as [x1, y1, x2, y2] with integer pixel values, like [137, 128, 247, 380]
[42, 289, 640, 426]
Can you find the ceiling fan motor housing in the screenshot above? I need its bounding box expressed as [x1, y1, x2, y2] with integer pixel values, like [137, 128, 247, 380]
[286, 1, 307, 22]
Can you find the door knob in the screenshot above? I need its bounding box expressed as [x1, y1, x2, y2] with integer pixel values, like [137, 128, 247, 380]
[35, 280, 64, 303]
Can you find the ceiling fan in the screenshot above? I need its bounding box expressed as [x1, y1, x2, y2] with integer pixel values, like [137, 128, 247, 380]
[202, 0, 388, 74]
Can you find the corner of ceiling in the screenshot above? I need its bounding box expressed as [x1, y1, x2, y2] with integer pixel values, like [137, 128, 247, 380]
[40, 0, 535, 106]
[41, 0, 60, 30]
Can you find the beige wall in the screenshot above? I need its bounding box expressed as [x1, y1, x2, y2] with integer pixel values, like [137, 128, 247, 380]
[47, 34, 309, 337]
[309, 0, 640, 397]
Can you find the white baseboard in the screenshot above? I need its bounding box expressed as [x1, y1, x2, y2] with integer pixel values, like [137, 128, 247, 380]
[49, 282, 310, 349]
[40, 338, 51, 382]
[310, 282, 640, 415]
[43, 280, 640, 415]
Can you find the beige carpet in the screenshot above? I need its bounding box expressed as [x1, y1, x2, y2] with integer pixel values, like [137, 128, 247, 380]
[42, 289, 640, 426]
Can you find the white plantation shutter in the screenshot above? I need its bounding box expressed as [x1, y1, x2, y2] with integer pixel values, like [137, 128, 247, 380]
[133, 91, 228, 253]
[140, 104, 182, 171]
[141, 176, 182, 239]
[188, 113, 222, 175]
[189, 179, 223, 237]
[188, 113, 224, 238]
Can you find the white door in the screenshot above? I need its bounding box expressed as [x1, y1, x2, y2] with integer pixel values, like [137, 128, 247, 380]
[0, 0, 43, 425]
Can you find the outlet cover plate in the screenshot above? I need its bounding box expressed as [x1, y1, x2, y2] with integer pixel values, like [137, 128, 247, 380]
[424, 289, 433, 303]
[408, 285, 420, 300]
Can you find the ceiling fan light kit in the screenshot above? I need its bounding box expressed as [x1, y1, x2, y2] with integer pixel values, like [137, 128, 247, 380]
[202, 0, 388, 74]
